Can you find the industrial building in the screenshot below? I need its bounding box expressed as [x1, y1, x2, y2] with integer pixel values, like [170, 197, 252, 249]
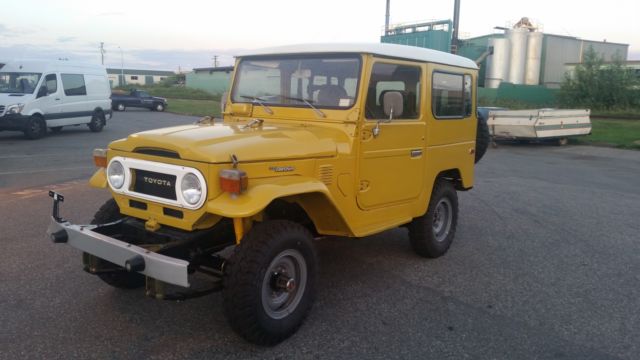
[185, 66, 233, 95]
[381, 17, 629, 90]
[107, 68, 175, 88]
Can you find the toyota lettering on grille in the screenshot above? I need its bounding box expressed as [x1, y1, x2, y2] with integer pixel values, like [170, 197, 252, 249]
[143, 176, 172, 187]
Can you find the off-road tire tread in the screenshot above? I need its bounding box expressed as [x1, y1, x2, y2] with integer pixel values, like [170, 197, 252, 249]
[408, 179, 458, 258]
[475, 113, 490, 163]
[89, 199, 145, 289]
[222, 220, 317, 345]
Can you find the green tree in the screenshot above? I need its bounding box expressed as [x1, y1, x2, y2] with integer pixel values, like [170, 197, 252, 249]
[559, 47, 638, 110]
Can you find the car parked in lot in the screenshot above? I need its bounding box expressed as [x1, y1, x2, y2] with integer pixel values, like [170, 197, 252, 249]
[48, 43, 487, 345]
[0, 59, 112, 139]
[111, 89, 167, 112]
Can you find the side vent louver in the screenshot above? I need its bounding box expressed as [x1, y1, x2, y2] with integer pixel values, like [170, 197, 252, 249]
[134, 148, 181, 159]
[318, 165, 334, 186]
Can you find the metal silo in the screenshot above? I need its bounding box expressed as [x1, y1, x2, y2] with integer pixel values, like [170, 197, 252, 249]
[525, 31, 543, 85]
[507, 28, 528, 84]
[485, 38, 511, 88]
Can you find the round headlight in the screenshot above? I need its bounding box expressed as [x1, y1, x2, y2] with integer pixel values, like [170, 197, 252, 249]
[181, 173, 202, 205]
[107, 160, 125, 189]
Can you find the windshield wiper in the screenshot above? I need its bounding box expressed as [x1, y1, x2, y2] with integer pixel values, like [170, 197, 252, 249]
[282, 96, 326, 118]
[239, 95, 273, 115]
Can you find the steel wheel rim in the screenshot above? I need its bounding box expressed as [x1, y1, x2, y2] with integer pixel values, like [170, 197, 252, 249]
[156, 104, 163, 111]
[432, 198, 453, 242]
[118, 104, 124, 111]
[30, 119, 42, 134]
[261, 249, 307, 320]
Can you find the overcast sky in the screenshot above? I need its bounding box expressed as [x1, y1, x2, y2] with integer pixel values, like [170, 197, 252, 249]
[0, 0, 638, 71]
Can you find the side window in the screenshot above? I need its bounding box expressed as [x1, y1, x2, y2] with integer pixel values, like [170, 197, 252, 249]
[432, 72, 472, 118]
[365, 63, 421, 120]
[44, 74, 57, 95]
[131, 75, 139, 80]
[61, 74, 87, 96]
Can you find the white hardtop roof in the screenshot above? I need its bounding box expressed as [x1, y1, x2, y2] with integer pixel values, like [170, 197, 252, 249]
[238, 43, 478, 70]
[1, 59, 106, 74]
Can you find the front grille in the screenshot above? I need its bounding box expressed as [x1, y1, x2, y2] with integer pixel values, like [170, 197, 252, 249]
[132, 169, 177, 200]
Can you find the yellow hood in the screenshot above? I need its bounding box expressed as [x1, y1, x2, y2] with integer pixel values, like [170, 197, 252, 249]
[109, 122, 338, 163]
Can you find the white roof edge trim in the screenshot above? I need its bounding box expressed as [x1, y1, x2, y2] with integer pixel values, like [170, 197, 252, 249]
[237, 43, 478, 70]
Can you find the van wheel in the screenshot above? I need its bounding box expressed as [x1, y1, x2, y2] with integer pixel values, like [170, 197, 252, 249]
[223, 220, 317, 345]
[87, 199, 145, 289]
[88, 113, 105, 132]
[155, 103, 165, 112]
[408, 179, 458, 258]
[557, 137, 569, 146]
[24, 115, 47, 140]
[50, 126, 63, 133]
[116, 103, 125, 111]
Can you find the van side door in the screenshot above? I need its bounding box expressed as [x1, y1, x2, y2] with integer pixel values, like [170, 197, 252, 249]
[60, 74, 92, 125]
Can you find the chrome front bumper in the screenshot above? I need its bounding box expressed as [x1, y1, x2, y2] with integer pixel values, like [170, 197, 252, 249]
[47, 217, 190, 287]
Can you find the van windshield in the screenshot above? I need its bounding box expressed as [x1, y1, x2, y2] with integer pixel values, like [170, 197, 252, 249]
[0, 72, 42, 94]
[231, 55, 361, 110]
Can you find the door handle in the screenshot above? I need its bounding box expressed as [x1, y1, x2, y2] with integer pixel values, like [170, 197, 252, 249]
[55, 98, 61, 100]
[410, 149, 423, 158]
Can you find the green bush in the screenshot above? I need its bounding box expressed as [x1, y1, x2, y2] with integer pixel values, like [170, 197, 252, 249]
[559, 47, 639, 111]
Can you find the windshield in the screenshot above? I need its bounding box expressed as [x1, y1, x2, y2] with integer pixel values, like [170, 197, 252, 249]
[0, 72, 42, 94]
[232, 55, 361, 109]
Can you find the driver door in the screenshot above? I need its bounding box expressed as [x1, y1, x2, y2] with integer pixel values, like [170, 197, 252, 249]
[357, 60, 426, 210]
[35, 74, 63, 119]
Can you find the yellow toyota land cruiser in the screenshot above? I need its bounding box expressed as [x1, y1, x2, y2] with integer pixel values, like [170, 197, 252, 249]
[47, 43, 486, 345]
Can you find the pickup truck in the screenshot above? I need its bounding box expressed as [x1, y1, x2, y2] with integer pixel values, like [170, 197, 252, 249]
[111, 89, 167, 112]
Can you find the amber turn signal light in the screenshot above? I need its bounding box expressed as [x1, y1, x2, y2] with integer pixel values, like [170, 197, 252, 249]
[93, 148, 108, 168]
[220, 169, 248, 195]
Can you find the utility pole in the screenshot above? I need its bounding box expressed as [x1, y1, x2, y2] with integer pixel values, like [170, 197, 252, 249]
[118, 46, 125, 86]
[451, 0, 461, 54]
[100, 42, 106, 65]
[385, 0, 391, 35]
[212, 55, 219, 68]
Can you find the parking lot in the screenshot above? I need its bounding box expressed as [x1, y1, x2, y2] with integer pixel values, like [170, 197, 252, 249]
[1, 110, 639, 359]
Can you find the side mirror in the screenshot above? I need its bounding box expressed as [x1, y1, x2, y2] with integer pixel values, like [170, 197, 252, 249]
[37, 86, 48, 98]
[374, 91, 404, 138]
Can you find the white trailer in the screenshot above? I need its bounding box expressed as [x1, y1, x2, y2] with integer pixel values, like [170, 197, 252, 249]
[487, 109, 592, 145]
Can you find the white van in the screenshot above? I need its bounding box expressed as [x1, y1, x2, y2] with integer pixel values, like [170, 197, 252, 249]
[0, 59, 112, 139]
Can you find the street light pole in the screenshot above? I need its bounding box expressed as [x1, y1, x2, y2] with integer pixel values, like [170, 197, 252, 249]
[118, 46, 125, 86]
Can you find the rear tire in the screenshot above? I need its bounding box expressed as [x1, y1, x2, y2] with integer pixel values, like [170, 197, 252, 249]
[408, 179, 459, 258]
[88, 112, 105, 132]
[87, 199, 145, 289]
[116, 103, 125, 111]
[475, 112, 490, 163]
[23, 115, 47, 140]
[223, 220, 317, 345]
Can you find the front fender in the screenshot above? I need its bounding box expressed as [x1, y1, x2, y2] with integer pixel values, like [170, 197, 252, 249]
[206, 176, 330, 218]
[89, 168, 108, 188]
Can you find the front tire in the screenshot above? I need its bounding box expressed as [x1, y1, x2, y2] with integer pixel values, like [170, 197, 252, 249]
[87, 199, 145, 289]
[408, 179, 459, 258]
[154, 103, 165, 112]
[475, 112, 490, 163]
[223, 220, 317, 345]
[23, 115, 47, 140]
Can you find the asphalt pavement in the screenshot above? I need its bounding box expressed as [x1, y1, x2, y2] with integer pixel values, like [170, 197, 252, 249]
[1, 111, 639, 359]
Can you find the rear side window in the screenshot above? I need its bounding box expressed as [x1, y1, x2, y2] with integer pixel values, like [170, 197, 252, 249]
[61, 74, 87, 96]
[432, 72, 472, 118]
[44, 74, 57, 95]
